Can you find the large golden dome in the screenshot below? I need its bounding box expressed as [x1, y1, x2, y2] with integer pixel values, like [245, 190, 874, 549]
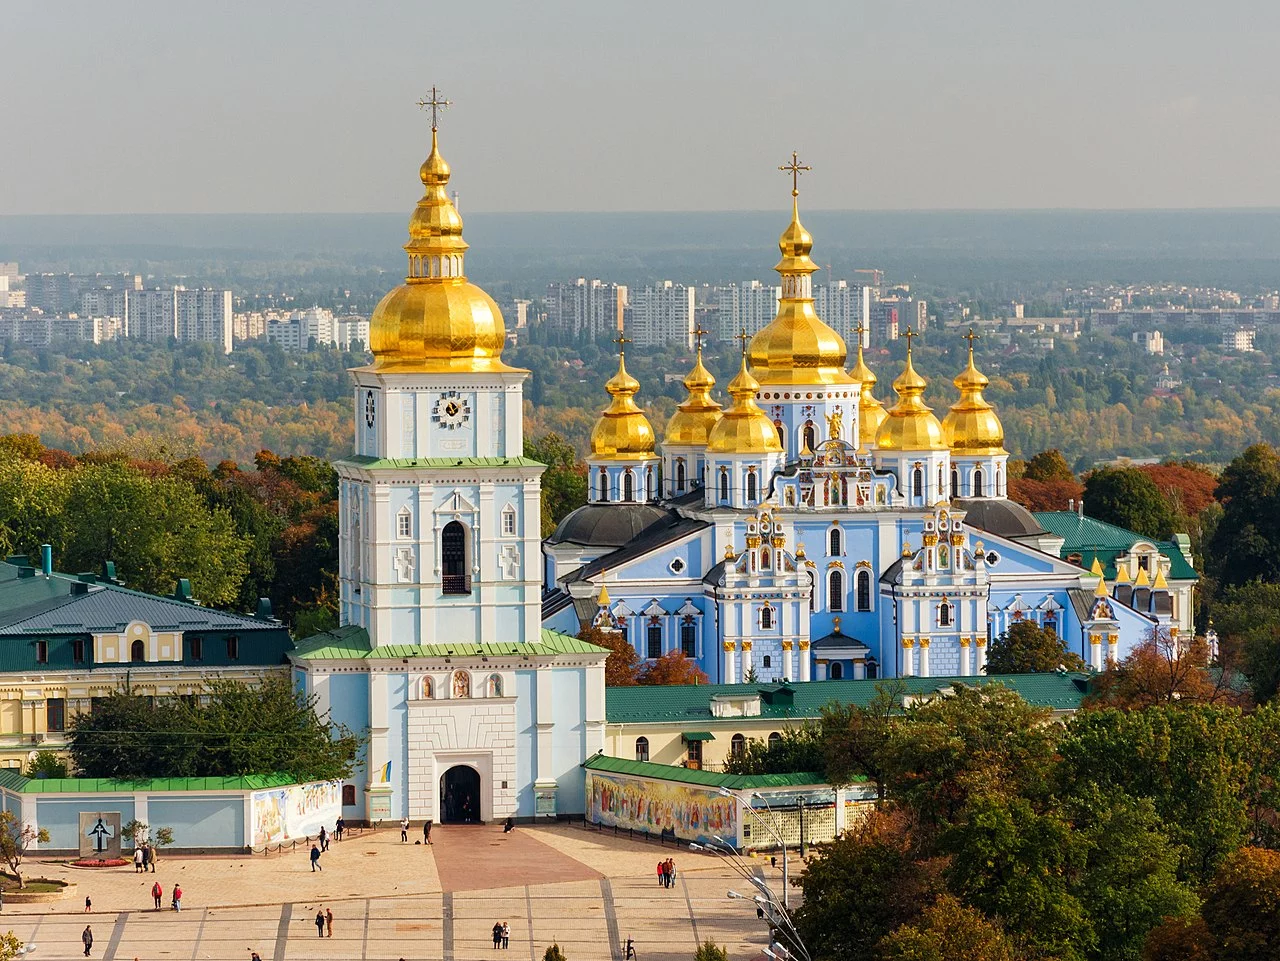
[848, 335, 887, 449]
[875, 334, 948, 451]
[365, 128, 517, 373]
[747, 196, 855, 387]
[942, 334, 1006, 454]
[590, 352, 657, 460]
[707, 355, 784, 454]
[664, 343, 723, 447]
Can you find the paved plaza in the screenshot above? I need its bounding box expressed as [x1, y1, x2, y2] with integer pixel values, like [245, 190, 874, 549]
[0, 824, 784, 960]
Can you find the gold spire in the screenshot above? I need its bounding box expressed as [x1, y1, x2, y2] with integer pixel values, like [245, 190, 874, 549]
[366, 92, 515, 374]
[1090, 557, 1105, 576]
[848, 324, 887, 448]
[597, 581, 611, 607]
[874, 329, 947, 451]
[707, 332, 785, 454]
[590, 337, 657, 460]
[1134, 566, 1150, 587]
[747, 154, 854, 387]
[664, 329, 724, 447]
[942, 329, 1006, 454]
[1152, 566, 1169, 589]
[1094, 574, 1111, 598]
[1114, 563, 1132, 585]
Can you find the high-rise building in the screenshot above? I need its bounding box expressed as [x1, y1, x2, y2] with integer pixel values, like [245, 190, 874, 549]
[871, 300, 900, 341]
[26, 273, 73, 314]
[176, 289, 233, 353]
[627, 281, 695, 349]
[80, 288, 127, 324]
[544, 278, 627, 340]
[127, 289, 178, 341]
[335, 316, 370, 350]
[0, 264, 19, 281]
[716, 280, 781, 340]
[814, 281, 871, 346]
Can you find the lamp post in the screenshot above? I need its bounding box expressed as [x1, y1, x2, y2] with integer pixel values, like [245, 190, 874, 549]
[720, 787, 793, 909]
[695, 841, 810, 961]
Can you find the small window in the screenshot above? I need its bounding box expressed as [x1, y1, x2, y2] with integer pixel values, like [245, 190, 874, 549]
[830, 662, 844, 679]
[131, 639, 146, 662]
[342, 785, 356, 806]
[829, 527, 842, 556]
[676, 459, 686, 492]
[226, 635, 240, 660]
[913, 467, 923, 498]
[598, 471, 609, 502]
[680, 618, 697, 658]
[856, 569, 872, 612]
[768, 731, 781, 746]
[1138, 555, 1151, 571]
[762, 655, 772, 669]
[1043, 617, 1057, 637]
[973, 468, 984, 498]
[760, 606, 774, 630]
[829, 569, 845, 613]
[731, 733, 746, 757]
[188, 636, 202, 661]
[46, 697, 65, 733]
[35, 641, 47, 664]
[624, 470, 635, 501]
[72, 639, 86, 664]
[951, 467, 958, 498]
[636, 736, 650, 762]
[487, 673, 504, 697]
[1066, 553, 1083, 567]
[397, 508, 412, 539]
[502, 507, 516, 536]
[686, 739, 703, 768]
[939, 602, 952, 627]
[746, 470, 758, 502]
[719, 469, 729, 502]
[647, 623, 662, 659]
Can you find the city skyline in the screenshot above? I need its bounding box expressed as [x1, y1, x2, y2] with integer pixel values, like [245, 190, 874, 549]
[4, 0, 1279, 215]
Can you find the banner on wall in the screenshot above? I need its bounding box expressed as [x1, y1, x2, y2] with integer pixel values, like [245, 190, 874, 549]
[587, 772, 736, 844]
[250, 781, 342, 847]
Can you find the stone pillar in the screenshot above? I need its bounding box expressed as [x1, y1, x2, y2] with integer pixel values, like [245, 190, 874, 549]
[723, 641, 736, 684]
[918, 636, 931, 678]
[1106, 633, 1119, 667]
[781, 640, 794, 681]
[853, 659, 866, 680]
[1089, 632, 1103, 671]
[902, 637, 915, 677]
[741, 640, 753, 680]
[799, 640, 811, 681]
[975, 635, 987, 673]
[959, 636, 971, 676]
[815, 658, 827, 681]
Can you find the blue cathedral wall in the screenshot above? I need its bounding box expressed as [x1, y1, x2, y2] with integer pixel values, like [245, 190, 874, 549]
[386, 672, 409, 819]
[149, 796, 244, 848]
[515, 670, 536, 816]
[327, 674, 370, 814]
[552, 668, 588, 814]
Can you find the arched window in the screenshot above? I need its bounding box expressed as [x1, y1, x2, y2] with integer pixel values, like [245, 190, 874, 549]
[397, 506, 412, 539]
[939, 601, 953, 627]
[973, 467, 984, 498]
[646, 467, 654, 500]
[951, 467, 959, 498]
[856, 569, 872, 611]
[731, 734, 746, 757]
[762, 655, 772, 668]
[829, 569, 845, 613]
[487, 673, 503, 697]
[624, 470, 635, 501]
[996, 467, 1004, 495]
[829, 527, 842, 556]
[635, 737, 650, 762]
[598, 470, 609, 502]
[768, 731, 782, 746]
[829, 662, 844, 679]
[760, 605, 774, 630]
[131, 639, 146, 663]
[913, 467, 923, 498]
[938, 465, 945, 495]
[680, 617, 697, 657]
[676, 459, 686, 491]
[802, 421, 817, 453]
[451, 670, 471, 698]
[746, 470, 758, 502]
[421, 676, 435, 700]
[342, 785, 357, 806]
[647, 622, 663, 659]
[441, 521, 469, 594]
[719, 469, 729, 502]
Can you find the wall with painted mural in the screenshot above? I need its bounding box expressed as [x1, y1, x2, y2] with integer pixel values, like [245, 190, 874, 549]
[587, 773, 737, 844]
[251, 780, 342, 847]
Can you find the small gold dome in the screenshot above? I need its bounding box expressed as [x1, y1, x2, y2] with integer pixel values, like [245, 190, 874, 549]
[748, 198, 855, 387]
[590, 352, 657, 460]
[942, 335, 1006, 454]
[848, 336, 887, 449]
[366, 128, 517, 374]
[664, 344, 723, 447]
[875, 334, 948, 451]
[707, 356, 784, 454]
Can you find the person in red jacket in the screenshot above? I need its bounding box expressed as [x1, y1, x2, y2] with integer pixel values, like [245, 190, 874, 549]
[151, 881, 163, 910]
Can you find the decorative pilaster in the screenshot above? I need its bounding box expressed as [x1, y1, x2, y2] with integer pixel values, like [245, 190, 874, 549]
[741, 639, 753, 681]
[959, 635, 972, 676]
[1089, 632, 1103, 671]
[798, 639, 811, 682]
[782, 639, 794, 683]
[902, 636, 915, 677]
[975, 635, 987, 672]
[1106, 633, 1119, 667]
[723, 640, 736, 684]
[918, 636, 931, 678]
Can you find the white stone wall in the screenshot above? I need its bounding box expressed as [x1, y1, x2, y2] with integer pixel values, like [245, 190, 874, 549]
[406, 697, 518, 822]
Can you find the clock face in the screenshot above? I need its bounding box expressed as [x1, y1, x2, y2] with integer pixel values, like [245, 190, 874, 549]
[364, 390, 376, 428]
[432, 390, 471, 430]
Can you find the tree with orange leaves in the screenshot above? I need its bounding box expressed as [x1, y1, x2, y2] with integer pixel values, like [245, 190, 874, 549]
[577, 626, 639, 687]
[637, 650, 708, 686]
[1086, 627, 1249, 710]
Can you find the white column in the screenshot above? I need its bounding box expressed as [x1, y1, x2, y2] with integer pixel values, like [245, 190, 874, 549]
[1089, 633, 1103, 671]
[918, 637, 930, 678]
[782, 642, 793, 681]
[902, 638, 915, 677]
[975, 636, 987, 672]
[853, 659, 866, 680]
[1106, 633, 1119, 667]
[959, 638, 971, 676]
[799, 642, 811, 682]
[723, 641, 735, 684]
[740, 642, 753, 681]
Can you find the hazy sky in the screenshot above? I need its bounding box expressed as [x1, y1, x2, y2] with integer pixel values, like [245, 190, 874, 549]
[5, 0, 1279, 214]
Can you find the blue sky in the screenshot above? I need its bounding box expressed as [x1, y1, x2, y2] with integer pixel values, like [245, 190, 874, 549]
[5, 0, 1277, 214]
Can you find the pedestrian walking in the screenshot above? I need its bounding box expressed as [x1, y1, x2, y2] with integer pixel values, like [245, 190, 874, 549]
[149, 843, 158, 872]
[326, 907, 333, 937]
[152, 881, 163, 910]
[335, 817, 345, 841]
[250, 953, 263, 961]
[625, 937, 637, 960]
[310, 843, 322, 871]
[502, 921, 510, 949]
[134, 847, 144, 873]
[401, 817, 409, 842]
[668, 859, 677, 886]
[655, 861, 664, 887]
[424, 819, 432, 844]
[492, 921, 503, 949]
[172, 883, 182, 912]
[82, 923, 93, 957]
[85, 895, 92, 912]
[315, 909, 326, 938]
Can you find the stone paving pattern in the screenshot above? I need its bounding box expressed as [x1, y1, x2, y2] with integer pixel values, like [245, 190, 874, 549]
[0, 824, 786, 960]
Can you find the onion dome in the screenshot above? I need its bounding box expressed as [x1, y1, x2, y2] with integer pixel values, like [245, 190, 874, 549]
[848, 335, 887, 448]
[747, 184, 855, 387]
[665, 341, 723, 447]
[707, 354, 784, 454]
[366, 127, 516, 373]
[589, 350, 657, 460]
[942, 333, 1006, 454]
[875, 332, 947, 451]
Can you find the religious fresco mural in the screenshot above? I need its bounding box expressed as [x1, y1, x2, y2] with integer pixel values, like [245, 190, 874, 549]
[587, 772, 736, 843]
[250, 780, 342, 847]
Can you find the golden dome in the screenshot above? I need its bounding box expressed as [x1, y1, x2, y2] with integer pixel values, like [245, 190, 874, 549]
[848, 335, 887, 448]
[747, 196, 855, 387]
[875, 333, 948, 451]
[366, 128, 517, 374]
[664, 342, 723, 447]
[707, 355, 784, 454]
[590, 351, 657, 460]
[942, 333, 1007, 454]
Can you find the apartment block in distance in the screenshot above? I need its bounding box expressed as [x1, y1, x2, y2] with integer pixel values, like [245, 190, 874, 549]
[627, 281, 696, 349]
[545, 278, 627, 340]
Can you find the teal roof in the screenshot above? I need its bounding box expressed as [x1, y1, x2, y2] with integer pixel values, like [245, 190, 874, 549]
[605, 673, 1089, 724]
[338, 455, 544, 471]
[1032, 511, 1198, 580]
[0, 771, 297, 795]
[292, 625, 606, 661]
[583, 753, 828, 790]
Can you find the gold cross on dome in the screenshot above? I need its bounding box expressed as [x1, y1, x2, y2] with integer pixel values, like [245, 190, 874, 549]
[903, 326, 916, 352]
[963, 326, 979, 348]
[692, 327, 709, 352]
[737, 327, 751, 356]
[778, 151, 811, 197]
[614, 333, 632, 356]
[417, 86, 452, 131]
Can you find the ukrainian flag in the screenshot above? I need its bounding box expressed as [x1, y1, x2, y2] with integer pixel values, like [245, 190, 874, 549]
[379, 761, 392, 783]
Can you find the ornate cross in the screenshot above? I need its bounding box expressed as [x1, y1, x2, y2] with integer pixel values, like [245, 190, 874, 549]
[778, 151, 811, 197]
[737, 327, 751, 357]
[417, 86, 452, 131]
[614, 333, 632, 357]
[963, 326, 979, 349]
[903, 326, 916, 352]
[692, 327, 709, 353]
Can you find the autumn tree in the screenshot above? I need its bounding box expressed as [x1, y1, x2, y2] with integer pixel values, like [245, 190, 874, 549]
[1023, 448, 1075, 483]
[1007, 476, 1083, 511]
[578, 626, 639, 686]
[722, 724, 825, 776]
[1206, 582, 1280, 702]
[984, 621, 1087, 674]
[875, 895, 1015, 961]
[1199, 847, 1280, 961]
[1082, 467, 1177, 540]
[1086, 629, 1245, 710]
[0, 811, 49, 888]
[1138, 461, 1219, 517]
[637, 650, 708, 686]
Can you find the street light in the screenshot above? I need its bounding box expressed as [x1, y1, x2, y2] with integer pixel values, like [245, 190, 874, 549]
[721, 786, 794, 909]
[691, 837, 810, 961]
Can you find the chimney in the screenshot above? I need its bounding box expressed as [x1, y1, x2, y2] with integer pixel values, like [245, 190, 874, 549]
[173, 578, 194, 602]
[1078, 498, 1085, 518]
[40, 544, 52, 576]
[255, 597, 275, 621]
[1068, 499, 1074, 512]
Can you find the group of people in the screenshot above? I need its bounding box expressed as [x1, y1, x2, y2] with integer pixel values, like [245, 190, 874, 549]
[314, 906, 334, 938]
[491, 921, 511, 949]
[400, 818, 434, 843]
[150, 880, 181, 910]
[655, 858, 678, 888]
[131, 843, 159, 873]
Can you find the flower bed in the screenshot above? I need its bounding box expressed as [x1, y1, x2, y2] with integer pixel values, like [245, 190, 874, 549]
[71, 858, 129, 868]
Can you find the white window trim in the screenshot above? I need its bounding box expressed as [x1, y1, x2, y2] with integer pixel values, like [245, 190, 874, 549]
[396, 506, 413, 539]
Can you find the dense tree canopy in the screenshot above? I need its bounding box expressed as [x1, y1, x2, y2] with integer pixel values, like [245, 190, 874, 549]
[1082, 466, 1178, 540]
[984, 621, 1088, 674]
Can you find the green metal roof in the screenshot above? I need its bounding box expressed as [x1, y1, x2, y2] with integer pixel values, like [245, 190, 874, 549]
[583, 753, 827, 790]
[292, 625, 607, 661]
[0, 771, 298, 795]
[1032, 511, 1198, 580]
[338, 455, 544, 471]
[681, 731, 715, 742]
[605, 673, 1089, 724]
